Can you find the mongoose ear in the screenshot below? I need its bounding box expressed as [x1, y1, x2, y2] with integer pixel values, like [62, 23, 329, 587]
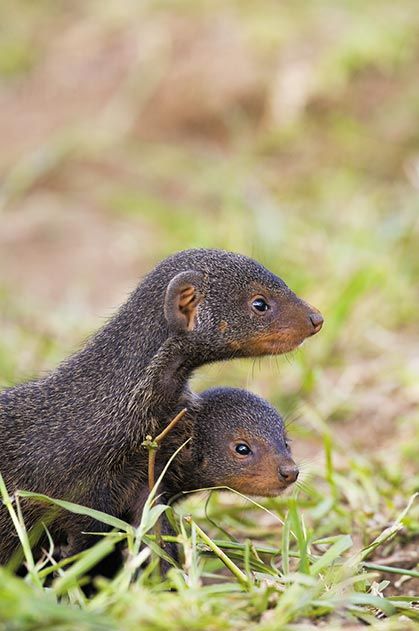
[164, 270, 204, 332]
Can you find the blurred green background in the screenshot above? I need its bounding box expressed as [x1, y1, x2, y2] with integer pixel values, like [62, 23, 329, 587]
[0, 0, 418, 509]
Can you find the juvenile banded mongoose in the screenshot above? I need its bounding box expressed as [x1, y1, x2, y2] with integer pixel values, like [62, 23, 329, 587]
[127, 387, 298, 569]
[136, 387, 298, 516]
[0, 249, 322, 563]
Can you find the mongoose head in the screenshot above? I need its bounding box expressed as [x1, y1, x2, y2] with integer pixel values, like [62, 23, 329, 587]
[161, 249, 323, 359]
[184, 388, 299, 497]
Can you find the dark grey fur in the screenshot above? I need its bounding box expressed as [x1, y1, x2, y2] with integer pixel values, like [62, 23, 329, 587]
[0, 248, 321, 563]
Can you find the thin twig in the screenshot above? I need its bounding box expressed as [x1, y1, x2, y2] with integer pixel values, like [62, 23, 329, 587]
[141, 408, 188, 563]
[147, 448, 158, 494]
[142, 408, 187, 493]
[155, 408, 188, 447]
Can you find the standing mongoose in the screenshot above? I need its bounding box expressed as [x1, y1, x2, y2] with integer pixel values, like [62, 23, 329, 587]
[0, 249, 322, 563]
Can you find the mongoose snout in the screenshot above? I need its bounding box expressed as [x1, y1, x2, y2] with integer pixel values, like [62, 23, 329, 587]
[278, 460, 299, 485]
[308, 309, 324, 334]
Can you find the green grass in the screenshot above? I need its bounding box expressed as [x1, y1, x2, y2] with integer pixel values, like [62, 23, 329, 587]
[0, 466, 418, 629]
[0, 0, 419, 628]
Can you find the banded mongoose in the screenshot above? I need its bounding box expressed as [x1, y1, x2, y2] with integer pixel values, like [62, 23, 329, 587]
[127, 387, 298, 569]
[136, 386, 299, 516]
[0, 248, 322, 563]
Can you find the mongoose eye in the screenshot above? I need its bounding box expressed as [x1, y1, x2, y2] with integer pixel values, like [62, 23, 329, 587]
[235, 443, 252, 456]
[251, 297, 270, 314]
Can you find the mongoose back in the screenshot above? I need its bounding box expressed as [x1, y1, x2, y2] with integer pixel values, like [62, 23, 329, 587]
[0, 249, 322, 562]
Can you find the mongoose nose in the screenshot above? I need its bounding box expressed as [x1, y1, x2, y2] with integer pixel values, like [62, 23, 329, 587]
[309, 312, 324, 333]
[278, 463, 299, 485]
